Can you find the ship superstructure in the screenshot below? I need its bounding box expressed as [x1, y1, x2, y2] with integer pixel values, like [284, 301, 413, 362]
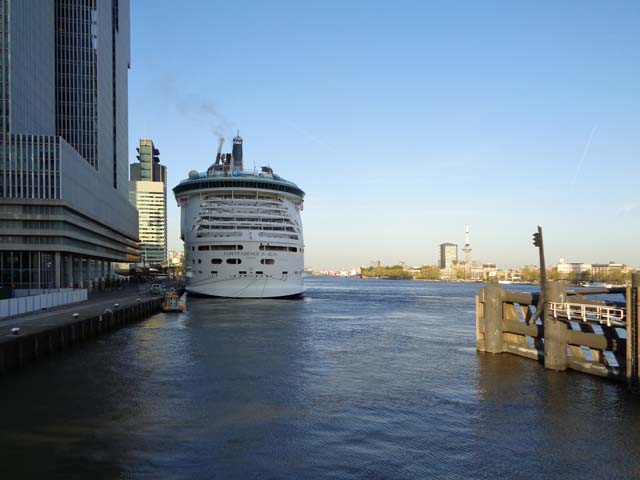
[173, 135, 305, 298]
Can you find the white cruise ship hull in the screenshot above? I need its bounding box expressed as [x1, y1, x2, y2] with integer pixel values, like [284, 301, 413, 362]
[186, 276, 305, 298]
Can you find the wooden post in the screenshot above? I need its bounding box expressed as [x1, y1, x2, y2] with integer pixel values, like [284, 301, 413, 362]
[476, 289, 486, 352]
[627, 273, 640, 393]
[544, 281, 568, 371]
[484, 284, 504, 354]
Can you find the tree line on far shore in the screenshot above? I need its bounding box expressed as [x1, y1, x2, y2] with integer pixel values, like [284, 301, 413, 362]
[361, 265, 638, 284]
[361, 266, 440, 280]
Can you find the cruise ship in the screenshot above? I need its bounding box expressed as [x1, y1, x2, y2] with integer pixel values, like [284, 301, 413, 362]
[173, 135, 305, 298]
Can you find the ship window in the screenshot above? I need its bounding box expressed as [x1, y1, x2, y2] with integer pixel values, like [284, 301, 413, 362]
[239, 271, 247, 275]
[211, 271, 218, 274]
[260, 259, 275, 265]
[211, 259, 222, 264]
[198, 270, 203, 274]
[198, 259, 202, 264]
[210, 245, 244, 250]
[256, 271, 263, 275]
[227, 258, 242, 264]
[282, 271, 288, 275]
[192, 259, 195, 264]
[198, 245, 210, 251]
[259, 245, 293, 252]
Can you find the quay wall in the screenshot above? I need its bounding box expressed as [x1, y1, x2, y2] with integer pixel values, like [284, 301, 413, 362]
[0, 297, 163, 374]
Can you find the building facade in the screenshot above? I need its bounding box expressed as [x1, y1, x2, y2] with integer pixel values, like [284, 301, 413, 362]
[439, 243, 458, 270]
[0, 0, 139, 289]
[556, 259, 592, 277]
[129, 139, 167, 266]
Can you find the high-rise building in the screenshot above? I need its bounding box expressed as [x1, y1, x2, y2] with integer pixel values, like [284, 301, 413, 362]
[129, 139, 167, 266]
[439, 243, 458, 269]
[0, 0, 139, 289]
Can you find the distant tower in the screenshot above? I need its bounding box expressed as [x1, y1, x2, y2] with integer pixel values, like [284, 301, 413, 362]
[462, 225, 472, 268]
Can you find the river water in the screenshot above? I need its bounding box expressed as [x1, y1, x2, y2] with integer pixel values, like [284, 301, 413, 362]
[1, 277, 639, 479]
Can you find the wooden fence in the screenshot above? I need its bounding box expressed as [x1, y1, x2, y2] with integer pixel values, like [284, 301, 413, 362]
[476, 273, 640, 392]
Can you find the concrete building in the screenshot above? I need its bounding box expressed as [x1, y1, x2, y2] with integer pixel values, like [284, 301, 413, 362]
[439, 243, 458, 270]
[0, 0, 139, 290]
[129, 139, 167, 266]
[591, 262, 625, 280]
[556, 259, 592, 277]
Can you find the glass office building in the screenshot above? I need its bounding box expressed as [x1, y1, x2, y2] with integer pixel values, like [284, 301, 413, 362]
[129, 139, 167, 267]
[0, 0, 139, 289]
[439, 243, 458, 270]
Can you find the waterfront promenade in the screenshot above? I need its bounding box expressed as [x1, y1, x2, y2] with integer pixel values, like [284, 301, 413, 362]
[0, 284, 166, 338]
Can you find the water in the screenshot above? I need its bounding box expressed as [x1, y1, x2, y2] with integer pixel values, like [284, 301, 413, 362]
[1, 277, 640, 479]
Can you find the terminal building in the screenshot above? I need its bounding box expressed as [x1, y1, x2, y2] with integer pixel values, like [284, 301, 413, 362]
[0, 0, 139, 289]
[129, 139, 167, 266]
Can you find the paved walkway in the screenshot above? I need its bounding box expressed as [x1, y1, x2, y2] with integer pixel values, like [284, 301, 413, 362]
[0, 283, 176, 340]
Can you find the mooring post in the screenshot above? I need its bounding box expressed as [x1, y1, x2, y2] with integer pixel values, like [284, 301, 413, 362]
[476, 288, 486, 352]
[627, 273, 640, 393]
[484, 284, 504, 354]
[544, 281, 568, 371]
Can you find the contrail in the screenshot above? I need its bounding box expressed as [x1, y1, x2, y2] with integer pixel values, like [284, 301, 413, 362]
[283, 121, 337, 154]
[570, 125, 598, 187]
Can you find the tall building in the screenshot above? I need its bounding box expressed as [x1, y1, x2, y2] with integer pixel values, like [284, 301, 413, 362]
[439, 243, 458, 269]
[129, 139, 167, 266]
[0, 0, 139, 289]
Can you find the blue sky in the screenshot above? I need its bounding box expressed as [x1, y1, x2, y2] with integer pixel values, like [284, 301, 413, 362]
[129, 0, 639, 270]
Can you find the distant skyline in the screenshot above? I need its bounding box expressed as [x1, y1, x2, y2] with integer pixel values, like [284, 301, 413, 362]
[129, 0, 640, 270]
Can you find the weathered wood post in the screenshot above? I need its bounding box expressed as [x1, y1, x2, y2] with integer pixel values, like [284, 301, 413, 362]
[627, 273, 640, 393]
[544, 281, 568, 371]
[483, 284, 504, 354]
[476, 287, 486, 352]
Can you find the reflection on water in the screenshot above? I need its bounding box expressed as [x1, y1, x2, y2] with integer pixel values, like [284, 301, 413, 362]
[1, 278, 639, 479]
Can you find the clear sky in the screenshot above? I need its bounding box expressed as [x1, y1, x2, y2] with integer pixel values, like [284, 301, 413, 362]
[129, 0, 639, 270]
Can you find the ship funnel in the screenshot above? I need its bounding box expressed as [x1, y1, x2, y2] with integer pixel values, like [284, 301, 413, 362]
[232, 133, 243, 172]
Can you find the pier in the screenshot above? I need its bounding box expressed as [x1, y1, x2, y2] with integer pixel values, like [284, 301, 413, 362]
[476, 273, 640, 392]
[0, 285, 179, 374]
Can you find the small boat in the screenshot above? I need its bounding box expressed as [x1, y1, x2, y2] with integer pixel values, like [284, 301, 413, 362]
[162, 292, 186, 312]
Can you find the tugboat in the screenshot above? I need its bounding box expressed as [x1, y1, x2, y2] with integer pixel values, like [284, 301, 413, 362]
[161, 292, 186, 312]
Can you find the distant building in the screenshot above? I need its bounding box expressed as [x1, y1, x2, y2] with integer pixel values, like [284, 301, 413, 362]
[0, 1, 139, 290]
[129, 139, 167, 266]
[556, 259, 591, 277]
[168, 250, 184, 265]
[370, 260, 381, 268]
[591, 262, 625, 280]
[439, 243, 458, 269]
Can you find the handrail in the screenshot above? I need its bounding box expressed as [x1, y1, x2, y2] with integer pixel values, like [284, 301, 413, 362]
[549, 301, 626, 327]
